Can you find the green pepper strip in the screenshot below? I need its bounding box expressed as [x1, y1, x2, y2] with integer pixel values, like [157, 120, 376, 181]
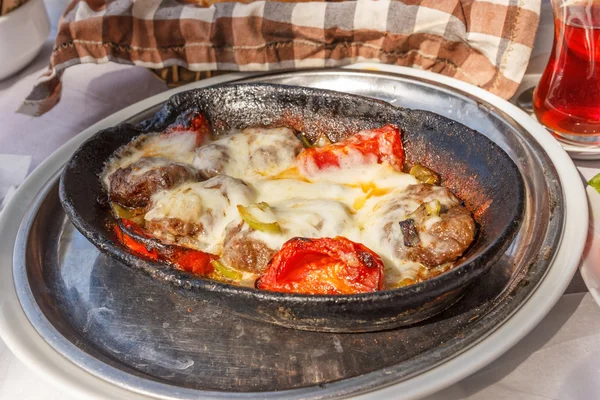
[425, 199, 441, 217]
[237, 204, 282, 233]
[111, 203, 145, 226]
[211, 260, 243, 281]
[407, 200, 441, 221]
[297, 133, 313, 148]
[409, 165, 441, 185]
[589, 173, 600, 195]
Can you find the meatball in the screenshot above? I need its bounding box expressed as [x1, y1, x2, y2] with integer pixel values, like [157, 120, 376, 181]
[220, 223, 276, 274]
[108, 157, 200, 208]
[190, 144, 230, 179]
[404, 206, 476, 266]
[192, 127, 302, 179]
[370, 184, 476, 268]
[145, 218, 202, 238]
[143, 175, 256, 252]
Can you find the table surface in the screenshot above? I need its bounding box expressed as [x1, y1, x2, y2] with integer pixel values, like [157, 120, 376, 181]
[2, 1, 600, 399]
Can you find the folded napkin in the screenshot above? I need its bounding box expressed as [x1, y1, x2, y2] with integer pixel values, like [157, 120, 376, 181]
[20, 0, 541, 116]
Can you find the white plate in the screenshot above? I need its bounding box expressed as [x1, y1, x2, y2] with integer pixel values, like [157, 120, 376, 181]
[580, 183, 600, 306]
[561, 142, 600, 161]
[0, 65, 588, 400]
[522, 110, 600, 161]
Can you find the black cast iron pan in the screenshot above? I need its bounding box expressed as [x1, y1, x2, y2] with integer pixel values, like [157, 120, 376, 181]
[59, 84, 525, 333]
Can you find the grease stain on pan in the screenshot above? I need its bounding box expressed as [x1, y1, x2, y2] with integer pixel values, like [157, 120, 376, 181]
[332, 336, 344, 353]
[137, 345, 195, 371]
[82, 307, 113, 333]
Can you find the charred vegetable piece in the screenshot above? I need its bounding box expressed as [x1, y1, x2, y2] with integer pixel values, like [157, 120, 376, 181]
[170, 250, 216, 275]
[390, 278, 417, 289]
[111, 203, 145, 226]
[114, 219, 216, 275]
[296, 132, 332, 149]
[237, 203, 281, 233]
[296, 124, 405, 174]
[114, 220, 159, 261]
[256, 237, 384, 295]
[398, 199, 441, 248]
[409, 165, 441, 185]
[297, 132, 313, 148]
[211, 259, 243, 281]
[399, 219, 420, 247]
[166, 110, 212, 146]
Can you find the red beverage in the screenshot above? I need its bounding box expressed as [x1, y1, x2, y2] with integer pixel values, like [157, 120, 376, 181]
[533, 2, 600, 144]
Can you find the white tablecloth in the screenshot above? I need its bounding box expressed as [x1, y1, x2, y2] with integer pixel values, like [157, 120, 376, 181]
[1, 1, 599, 399]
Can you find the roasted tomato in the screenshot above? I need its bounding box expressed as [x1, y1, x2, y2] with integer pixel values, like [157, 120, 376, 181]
[296, 124, 405, 175]
[114, 219, 216, 275]
[256, 237, 384, 295]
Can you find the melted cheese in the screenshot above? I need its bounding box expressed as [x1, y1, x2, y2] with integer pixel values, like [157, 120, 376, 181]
[357, 185, 462, 280]
[145, 175, 255, 253]
[102, 130, 197, 188]
[249, 199, 361, 250]
[299, 146, 377, 177]
[193, 127, 301, 180]
[251, 179, 364, 208]
[141, 131, 198, 161]
[105, 124, 471, 288]
[303, 162, 418, 190]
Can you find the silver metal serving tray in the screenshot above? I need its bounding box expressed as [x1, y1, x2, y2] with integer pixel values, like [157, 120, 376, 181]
[13, 69, 563, 399]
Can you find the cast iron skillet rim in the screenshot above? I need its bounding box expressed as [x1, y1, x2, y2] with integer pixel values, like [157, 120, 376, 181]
[138, 82, 409, 129]
[59, 82, 525, 304]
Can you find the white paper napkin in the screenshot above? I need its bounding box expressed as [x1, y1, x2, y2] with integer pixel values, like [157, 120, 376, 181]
[0, 154, 32, 212]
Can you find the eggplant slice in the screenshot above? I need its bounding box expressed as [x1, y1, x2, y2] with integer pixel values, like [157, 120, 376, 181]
[59, 83, 525, 333]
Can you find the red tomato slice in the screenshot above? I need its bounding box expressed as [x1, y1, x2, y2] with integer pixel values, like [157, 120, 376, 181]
[189, 113, 212, 146]
[256, 237, 384, 295]
[165, 112, 212, 146]
[115, 220, 159, 261]
[114, 220, 215, 275]
[296, 124, 405, 175]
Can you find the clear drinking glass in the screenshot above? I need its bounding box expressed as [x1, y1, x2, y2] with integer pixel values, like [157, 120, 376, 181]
[533, 0, 600, 145]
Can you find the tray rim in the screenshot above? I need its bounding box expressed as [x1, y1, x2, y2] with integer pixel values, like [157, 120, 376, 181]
[0, 64, 588, 400]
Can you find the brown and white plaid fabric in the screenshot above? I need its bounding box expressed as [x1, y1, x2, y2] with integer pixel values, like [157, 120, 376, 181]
[20, 0, 541, 116]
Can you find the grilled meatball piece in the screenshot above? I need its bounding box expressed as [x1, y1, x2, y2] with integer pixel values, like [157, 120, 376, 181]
[143, 175, 256, 252]
[108, 157, 201, 209]
[404, 206, 476, 266]
[191, 144, 231, 179]
[193, 127, 302, 179]
[145, 218, 202, 238]
[375, 184, 476, 267]
[220, 223, 276, 274]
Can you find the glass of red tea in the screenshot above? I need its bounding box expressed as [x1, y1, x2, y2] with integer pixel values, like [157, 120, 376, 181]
[533, 0, 600, 145]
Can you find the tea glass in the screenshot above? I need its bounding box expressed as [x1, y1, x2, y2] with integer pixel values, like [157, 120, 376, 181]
[533, 0, 600, 145]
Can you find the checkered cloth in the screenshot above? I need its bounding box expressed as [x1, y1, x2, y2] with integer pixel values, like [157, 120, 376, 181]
[20, 0, 541, 116]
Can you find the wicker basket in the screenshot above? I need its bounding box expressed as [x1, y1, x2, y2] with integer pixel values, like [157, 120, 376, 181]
[150, 65, 230, 87]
